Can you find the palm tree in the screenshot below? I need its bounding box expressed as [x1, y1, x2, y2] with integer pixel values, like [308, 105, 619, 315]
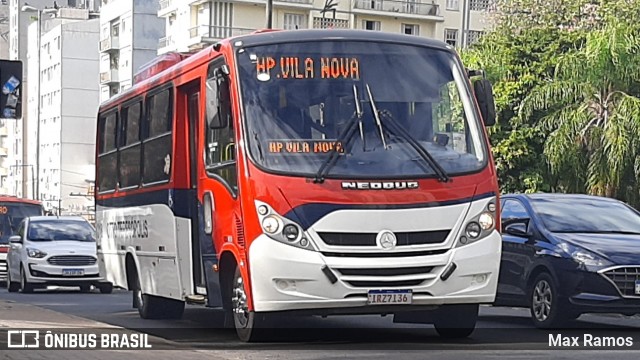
[520, 22, 640, 205]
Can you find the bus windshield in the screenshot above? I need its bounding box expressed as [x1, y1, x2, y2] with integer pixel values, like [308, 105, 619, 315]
[236, 40, 487, 179]
[0, 202, 44, 243]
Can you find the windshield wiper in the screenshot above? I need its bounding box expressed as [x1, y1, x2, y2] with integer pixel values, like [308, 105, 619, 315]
[558, 230, 640, 235]
[365, 84, 388, 150]
[366, 86, 451, 183]
[313, 85, 365, 183]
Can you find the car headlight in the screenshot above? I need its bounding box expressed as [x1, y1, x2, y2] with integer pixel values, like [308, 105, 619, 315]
[26, 248, 47, 258]
[559, 243, 612, 270]
[255, 200, 315, 251]
[458, 200, 496, 247]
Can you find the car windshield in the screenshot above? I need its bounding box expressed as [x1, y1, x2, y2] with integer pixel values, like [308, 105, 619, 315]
[236, 40, 487, 179]
[27, 219, 96, 242]
[531, 197, 640, 233]
[0, 202, 44, 244]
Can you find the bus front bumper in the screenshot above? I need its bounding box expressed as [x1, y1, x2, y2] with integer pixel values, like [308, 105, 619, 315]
[248, 232, 501, 313]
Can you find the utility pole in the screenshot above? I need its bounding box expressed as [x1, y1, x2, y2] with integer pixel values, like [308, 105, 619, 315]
[266, 0, 273, 29]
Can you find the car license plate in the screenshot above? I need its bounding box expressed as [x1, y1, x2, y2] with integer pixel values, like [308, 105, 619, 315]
[635, 280, 640, 295]
[367, 290, 412, 305]
[62, 269, 84, 276]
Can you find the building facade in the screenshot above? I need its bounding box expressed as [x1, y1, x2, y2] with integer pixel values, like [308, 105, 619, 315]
[157, 0, 491, 54]
[99, 0, 165, 102]
[26, 10, 99, 215]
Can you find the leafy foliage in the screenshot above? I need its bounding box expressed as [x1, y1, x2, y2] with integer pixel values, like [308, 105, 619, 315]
[461, 0, 640, 206]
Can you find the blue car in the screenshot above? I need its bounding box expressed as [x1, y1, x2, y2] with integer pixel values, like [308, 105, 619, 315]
[495, 193, 640, 328]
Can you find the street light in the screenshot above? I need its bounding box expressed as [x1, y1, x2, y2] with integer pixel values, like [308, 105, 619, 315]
[21, 5, 57, 202]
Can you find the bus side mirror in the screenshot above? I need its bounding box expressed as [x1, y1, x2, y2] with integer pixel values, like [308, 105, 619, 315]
[473, 78, 496, 127]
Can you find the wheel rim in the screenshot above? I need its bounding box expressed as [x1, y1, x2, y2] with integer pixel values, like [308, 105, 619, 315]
[232, 273, 249, 328]
[532, 279, 552, 322]
[135, 284, 143, 309]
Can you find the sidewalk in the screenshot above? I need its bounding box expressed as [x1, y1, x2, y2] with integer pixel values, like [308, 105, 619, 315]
[0, 299, 227, 359]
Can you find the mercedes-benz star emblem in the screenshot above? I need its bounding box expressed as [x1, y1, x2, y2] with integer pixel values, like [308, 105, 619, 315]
[376, 230, 397, 250]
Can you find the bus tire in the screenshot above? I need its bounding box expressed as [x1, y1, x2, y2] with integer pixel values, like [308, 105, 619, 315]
[134, 270, 185, 319]
[433, 304, 478, 339]
[231, 266, 267, 342]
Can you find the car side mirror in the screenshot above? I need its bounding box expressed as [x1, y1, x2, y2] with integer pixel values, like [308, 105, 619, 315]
[9, 235, 21, 243]
[504, 223, 531, 237]
[472, 78, 496, 126]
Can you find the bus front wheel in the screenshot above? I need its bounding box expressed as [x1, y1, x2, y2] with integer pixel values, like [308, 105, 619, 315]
[433, 304, 479, 339]
[231, 267, 267, 342]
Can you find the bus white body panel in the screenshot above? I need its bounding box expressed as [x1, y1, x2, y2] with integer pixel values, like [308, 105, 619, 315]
[96, 204, 194, 301]
[249, 196, 501, 312]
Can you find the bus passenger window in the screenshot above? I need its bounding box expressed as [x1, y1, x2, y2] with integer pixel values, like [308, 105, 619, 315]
[205, 63, 237, 193]
[119, 101, 142, 189]
[97, 111, 118, 192]
[143, 88, 173, 185]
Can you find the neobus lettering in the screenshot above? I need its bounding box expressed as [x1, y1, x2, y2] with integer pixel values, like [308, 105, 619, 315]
[341, 181, 420, 190]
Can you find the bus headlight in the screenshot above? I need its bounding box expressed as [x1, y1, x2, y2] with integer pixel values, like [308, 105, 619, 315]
[457, 200, 497, 247]
[255, 200, 315, 251]
[262, 215, 281, 234]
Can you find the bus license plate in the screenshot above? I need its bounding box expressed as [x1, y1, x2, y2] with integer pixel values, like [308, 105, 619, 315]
[367, 290, 412, 305]
[62, 269, 84, 276]
[635, 280, 640, 295]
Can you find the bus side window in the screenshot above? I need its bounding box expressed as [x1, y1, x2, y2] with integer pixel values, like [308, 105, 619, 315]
[205, 63, 237, 193]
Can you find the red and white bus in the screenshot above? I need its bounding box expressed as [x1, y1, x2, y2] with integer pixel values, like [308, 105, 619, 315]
[95, 29, 501, 341]
[0, 196, 45, 282]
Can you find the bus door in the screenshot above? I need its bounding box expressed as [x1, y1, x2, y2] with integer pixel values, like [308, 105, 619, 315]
[181, 81, 206, 292]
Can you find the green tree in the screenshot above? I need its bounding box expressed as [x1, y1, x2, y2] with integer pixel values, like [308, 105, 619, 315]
[519, 22, 640, 205]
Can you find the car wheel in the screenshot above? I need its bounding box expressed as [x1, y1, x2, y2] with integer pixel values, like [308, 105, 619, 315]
[20, 267, 34, 293]
[80, 285, 92, 293]
[433, 304, 479, 338]
[530, 272, 572, 328]
[232, 266, 268, 342]
[7, 270, 20, 292]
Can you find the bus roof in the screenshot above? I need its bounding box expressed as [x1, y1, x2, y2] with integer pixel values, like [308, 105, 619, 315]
[98, 29, 453, 111]
[0, 195, 42, 206]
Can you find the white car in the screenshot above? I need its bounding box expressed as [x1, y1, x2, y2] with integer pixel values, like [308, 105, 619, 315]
[5, 216, 113, 293]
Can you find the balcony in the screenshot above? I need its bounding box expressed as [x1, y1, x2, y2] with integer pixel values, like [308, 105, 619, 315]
[100, 69, 119, 85]
[158, 0, 177, 17]
[353, 0, 442, 20]
[158, 36, 176, 54]
[274, 0, 313, 8]
[100, 36, 119, 52]
[0, 126, 7, 137]
[0, 147, 7, 157]
[188, 25, 256, 48]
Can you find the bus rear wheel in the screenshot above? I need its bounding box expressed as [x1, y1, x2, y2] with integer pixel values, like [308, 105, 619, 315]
[133, 269, 184, 319]
[231, 267, 267, 342]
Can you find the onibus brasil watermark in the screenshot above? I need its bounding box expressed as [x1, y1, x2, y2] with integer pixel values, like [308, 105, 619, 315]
[7, 330, 152, 349]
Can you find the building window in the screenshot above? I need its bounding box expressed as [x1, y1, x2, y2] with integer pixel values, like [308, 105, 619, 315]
[312, 17, 349, 29]
[362, 20, 381, 31]
[283, 13, 307, 30]
[445, 28, 458, 47]
[446, 0, 459, 10]
[118, 101, 142, 189]
[470, 0, 489, 11]
[111, 23, 119, 37]
[467, 30, 484, 45]
[143, 88, 173, 185]
[402, 24, 419, 36]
